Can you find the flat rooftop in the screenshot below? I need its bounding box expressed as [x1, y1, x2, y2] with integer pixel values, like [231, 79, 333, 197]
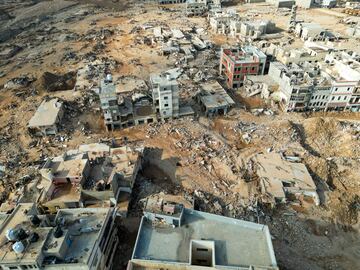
[28, 98, 62, 128]
[223, 46, 265, 64]
[48, 208, 109, 265]
[254, 153, 317, 200]
[0, 204, 112, 267]
[200, 81, 235, 108]
[50, 158, 88, 178]
[0, 204, 49, 265]
[133, 209, 277, 269]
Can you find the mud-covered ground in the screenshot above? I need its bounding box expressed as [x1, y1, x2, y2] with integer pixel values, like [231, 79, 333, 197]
[0, 1, 359, 270]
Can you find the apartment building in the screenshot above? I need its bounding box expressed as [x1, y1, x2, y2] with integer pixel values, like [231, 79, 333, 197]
[266, 49, 360, 112]
[220, 46, 267, 88]
[0, 203, 118, 270]
[150, 72, 180, 120]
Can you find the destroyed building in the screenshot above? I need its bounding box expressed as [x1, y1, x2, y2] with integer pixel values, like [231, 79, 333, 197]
[129, 201, 278, 270]
[294, 22, 338, 42]
[38, 143, 142, 214]
[98, 70, 192, 131]
[253, 153, 319, 207]
[0, 203, 118, 270]
[99, 75, 156, 131]
[220, 46, 267, 88]
[186, 0, 208, 16]
[195, 81, 235, 116]
[28, 98, 64, 136]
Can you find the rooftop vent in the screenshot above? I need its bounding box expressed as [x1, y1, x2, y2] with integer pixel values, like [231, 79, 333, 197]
[29, 232, 39, 243]
[30, 215, 41, 227]
[54, 225, 63, 238]
[106, 74, 113, 82]
[190, 240, 215, 267]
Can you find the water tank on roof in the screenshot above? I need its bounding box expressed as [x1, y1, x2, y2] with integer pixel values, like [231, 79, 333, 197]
[106, 74, 113, 82]
[12, 241, 25, 254]
[6, 229, 17, 241]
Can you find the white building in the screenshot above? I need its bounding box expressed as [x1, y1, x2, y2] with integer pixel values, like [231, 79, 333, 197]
[150, 72, 180, 120]
[265, 49, 360, 112]
[28, 98, 64, 136]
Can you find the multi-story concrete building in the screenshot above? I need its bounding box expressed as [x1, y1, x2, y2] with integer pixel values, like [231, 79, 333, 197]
[129, 202, 278, 270]
[150, 72, 179, 120]
[0, 203, 118, 270]
[98, 71, 187, 130]
[229, 20, 276, 40]
[99, 75, 157, 131]
[99, 75, 125, 131]
[265, 49, 360, 112]
[220, 46, 267, 88]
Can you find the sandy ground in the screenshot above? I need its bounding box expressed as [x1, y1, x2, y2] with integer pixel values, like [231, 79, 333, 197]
[0, 1, 359, 270]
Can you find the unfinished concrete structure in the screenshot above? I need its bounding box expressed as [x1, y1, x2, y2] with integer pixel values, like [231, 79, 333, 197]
[220, 46, 267, 88]
[28, 98, 64, 136]
[150, 72, 180, 120]
[129, 203, 278, 270]
[0, 203, 118, 270]
[195, 81, 235, 116]
[253, 153, 319, 207]
[38, 143, 142, 214]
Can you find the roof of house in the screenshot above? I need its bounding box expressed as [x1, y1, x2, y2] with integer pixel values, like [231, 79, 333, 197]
[0, 203, 111, 267]
[199, 81, 235, 109]
[132, 208, 278, 269]
[28, 98, 63, 128]
[254, 153, 317, 200]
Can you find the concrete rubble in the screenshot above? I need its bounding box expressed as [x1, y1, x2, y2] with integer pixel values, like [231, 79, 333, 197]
[0, 1, 359, 270]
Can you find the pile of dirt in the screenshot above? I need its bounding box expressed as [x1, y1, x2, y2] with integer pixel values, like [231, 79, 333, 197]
[302, 117, 359, 158]
[40, 71, 77, 91]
